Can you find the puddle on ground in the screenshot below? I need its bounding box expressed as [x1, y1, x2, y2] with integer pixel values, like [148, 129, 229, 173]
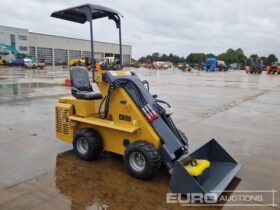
[51, 150, 242, 210]
[0, 82, 55, 97]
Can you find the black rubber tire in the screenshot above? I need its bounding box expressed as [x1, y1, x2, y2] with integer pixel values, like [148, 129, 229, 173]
[73, 128, 103, 161]
[177, 129, 189, 151]
[124, 140, 161, 180]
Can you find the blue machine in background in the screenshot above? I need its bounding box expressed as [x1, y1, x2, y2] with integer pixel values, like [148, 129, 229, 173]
[204, 57, 217, 71]
[11, 59, 25, 66]
[204, 57, 228, 71]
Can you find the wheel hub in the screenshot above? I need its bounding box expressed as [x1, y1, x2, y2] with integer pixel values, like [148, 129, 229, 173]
[76, 137, 89, 155]
[129, 151, 146, 172]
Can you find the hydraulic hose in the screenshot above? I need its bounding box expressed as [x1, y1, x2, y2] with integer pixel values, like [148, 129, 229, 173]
[156, 99, 171, 108]
[99, 78, 148, 119]
[142, 80, 149, 91]
[99, 78, 185, 146]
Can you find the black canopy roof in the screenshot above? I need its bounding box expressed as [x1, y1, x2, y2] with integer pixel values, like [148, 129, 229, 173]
[51, 4, 122, 27]
[51, 4, 124, 70]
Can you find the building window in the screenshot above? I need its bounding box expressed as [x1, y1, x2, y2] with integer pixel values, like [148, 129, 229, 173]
[18, 35, 27, 40]
[19, 46, 28, 51]
[10, 34, 16, 49]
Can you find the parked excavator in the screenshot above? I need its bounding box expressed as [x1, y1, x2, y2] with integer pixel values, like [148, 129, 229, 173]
[0, 43, 36, 65]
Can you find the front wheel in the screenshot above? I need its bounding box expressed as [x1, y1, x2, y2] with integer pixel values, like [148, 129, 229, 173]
[124, 140, 161, 180]
[73, 128, 103, 161]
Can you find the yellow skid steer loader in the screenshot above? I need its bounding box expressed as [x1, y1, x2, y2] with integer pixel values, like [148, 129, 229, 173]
[52, 4, 240, 202]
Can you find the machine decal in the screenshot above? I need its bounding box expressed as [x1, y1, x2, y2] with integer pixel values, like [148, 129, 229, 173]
[119, 114, 132, 122]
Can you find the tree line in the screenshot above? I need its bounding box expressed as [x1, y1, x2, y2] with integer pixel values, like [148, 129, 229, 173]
[138, 49, 278, 66]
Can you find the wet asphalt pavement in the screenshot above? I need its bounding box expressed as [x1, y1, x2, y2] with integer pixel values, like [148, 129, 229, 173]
[0, 66, 279, 210]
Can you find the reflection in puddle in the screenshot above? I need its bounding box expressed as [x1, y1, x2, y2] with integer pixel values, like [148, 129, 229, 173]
[55, 150, 173, 210]
[54, 150, 241, 209]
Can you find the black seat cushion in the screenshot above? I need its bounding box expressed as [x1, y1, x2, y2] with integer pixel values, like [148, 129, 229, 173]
[70, 67, 102, 100]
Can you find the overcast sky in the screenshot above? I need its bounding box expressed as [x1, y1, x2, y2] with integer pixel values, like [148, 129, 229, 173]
[1, 0, 280, 59]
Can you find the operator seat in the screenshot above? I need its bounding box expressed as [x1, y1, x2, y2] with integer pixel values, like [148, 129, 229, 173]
[70, 67, 102, 100]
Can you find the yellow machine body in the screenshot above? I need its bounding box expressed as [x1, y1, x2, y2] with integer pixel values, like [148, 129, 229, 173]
[52, 4, 241, 201]
[55, 70, 161, 155]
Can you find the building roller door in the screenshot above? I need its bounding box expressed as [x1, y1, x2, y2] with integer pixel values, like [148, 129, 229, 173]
[37, 47, 53, 65]
[82, 51, 102, 60]
[54, 49, 67, 65]
[69, 50, 81, 59]
[82, 51, 91, 58]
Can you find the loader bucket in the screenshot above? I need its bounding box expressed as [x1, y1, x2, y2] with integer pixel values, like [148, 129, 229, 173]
[170, 139, 241, 202]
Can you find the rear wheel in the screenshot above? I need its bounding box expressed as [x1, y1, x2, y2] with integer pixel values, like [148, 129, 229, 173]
[124, 140, 161, 180]
[73, 128, 103, 161]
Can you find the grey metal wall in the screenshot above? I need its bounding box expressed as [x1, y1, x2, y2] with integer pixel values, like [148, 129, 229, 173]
[0, 25, 29, 55]
[29, 32, 131, 66]
[0, 25, 132, 66]
[29, 32, 131, 56]
[29, 33, 132, 66]
[123, 55, 131, 66]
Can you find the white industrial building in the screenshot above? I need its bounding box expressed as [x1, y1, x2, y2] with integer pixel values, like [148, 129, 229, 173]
[0, 25, 132, 65]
